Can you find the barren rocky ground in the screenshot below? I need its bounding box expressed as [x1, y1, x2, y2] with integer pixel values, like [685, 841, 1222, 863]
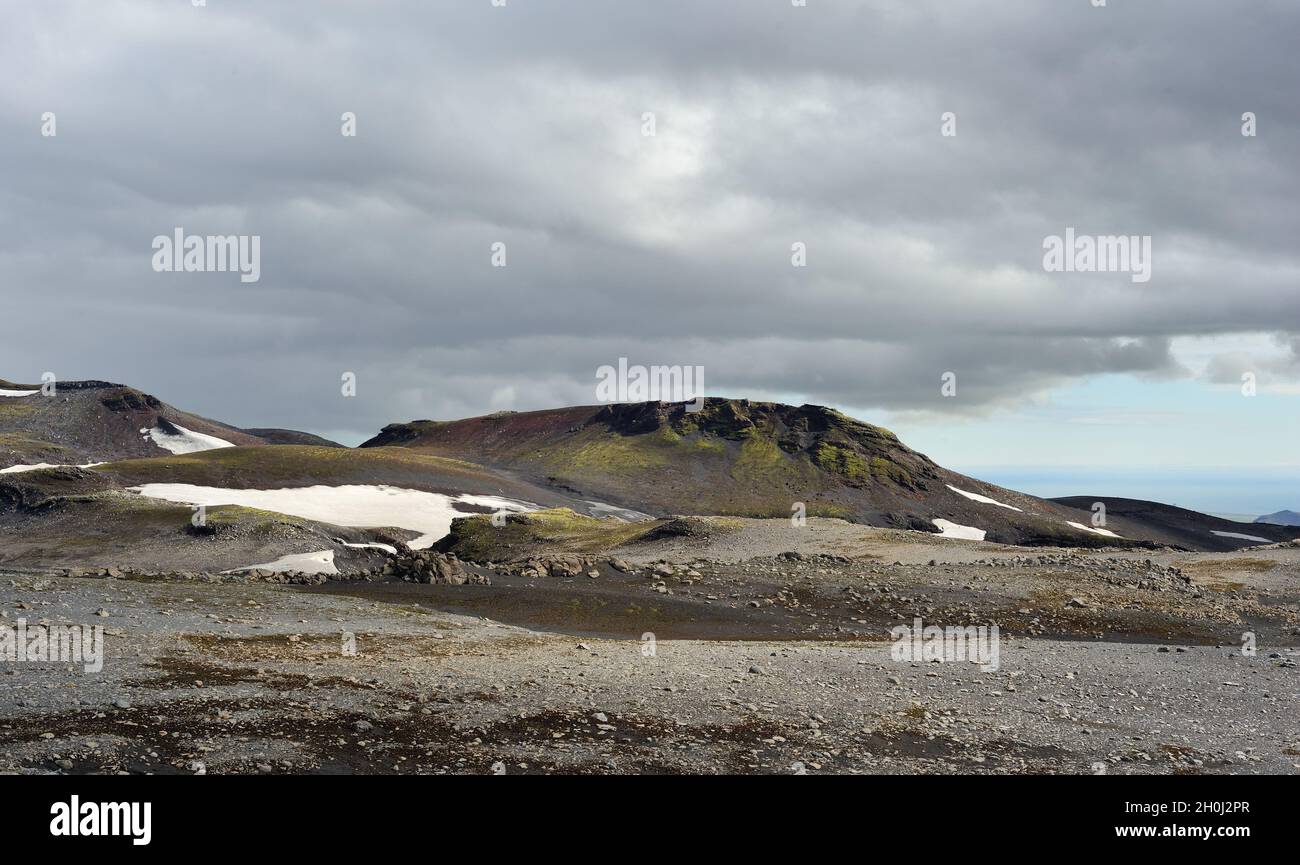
[3, 519, 1297, 775]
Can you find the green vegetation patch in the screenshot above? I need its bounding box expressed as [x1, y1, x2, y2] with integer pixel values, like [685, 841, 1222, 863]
[93, 445, 489, 487]
[812, 442, 871, 483]
[670, 401, 758, 439]
[439, 508, 664, 561]
[0, 399, 41, 419]
[811, 443, 913, 487]
[728, 437, 821, 496]
[538, 429, 676, 476]
[868, 456, 913, 486]
[199, 504, 314, 529]
[0, 433, 69, 460]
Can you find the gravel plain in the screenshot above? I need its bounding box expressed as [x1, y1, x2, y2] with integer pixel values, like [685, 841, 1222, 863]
[2, 520, 1298, 775]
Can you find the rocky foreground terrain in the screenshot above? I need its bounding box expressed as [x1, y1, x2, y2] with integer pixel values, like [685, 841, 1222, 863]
[3, 518, 1297, 775]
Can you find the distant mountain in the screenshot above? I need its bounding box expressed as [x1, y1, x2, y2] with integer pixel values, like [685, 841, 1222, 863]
[240, 428, 345, 448]
[1255, 509, 1300, 527]
[364, 398, 1159, 548]
[0, 377, 332, 469]
[1052, 497, 1300, 551]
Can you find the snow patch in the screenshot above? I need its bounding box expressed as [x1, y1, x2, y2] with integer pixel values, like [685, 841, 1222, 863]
[142, 423, 235, 455]
[584, 500, 654, 522]
[1211, 530, 1273, 545]
[1066, 521, 1121, 538]
[340, 541, 399, 556]
[0, 389, 39, 397]
[129, 483, 535, 549]
[0, 462, 103, 475]
[932, 519, 986, 541]
[224, 550, 338, 575]
[945, 484, 1023, 512]
[455, 494, 534, 514]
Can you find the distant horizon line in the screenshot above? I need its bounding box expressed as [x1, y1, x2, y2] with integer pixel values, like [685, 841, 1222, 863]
[953, 464, 1300, 472]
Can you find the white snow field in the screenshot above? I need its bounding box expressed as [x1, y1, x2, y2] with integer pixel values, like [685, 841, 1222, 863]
[130, 483, 534, 548]
[1066, 521, 1121, 538]
[0, 389, 39, 397]
[340, 541, 399, 556]
[141, 423, 235, 455]
[932, 519, 987, 541]
[1210, 530, 1274, 545]
[224, 549, 339, 575]
[0, 462, 104, 475]
[945, 484, 1023, 512]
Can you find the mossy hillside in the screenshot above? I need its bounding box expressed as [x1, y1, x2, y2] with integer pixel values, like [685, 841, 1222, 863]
[0, 432, 64, 448]
[868, 456, 914, 485]
[438, 508, 666, 561]
[17, 494, 315, 539]
[93, 445, 493, 489]
[0, 490, 381, 570]
[811, 442, 870, 483]
[195, 504, 318, 534]
[669, 401, 902, 445]
[0, 493, 197, 556]
[729, 436, 823, 493]
[669, 400, 763, 439]
[513, 402, 927, 517]
[804, 501, 857, 519]
[827, 409, 901, 442]
[537, 427, 678, 476]
[0, 467, 116, 512]
[810, 442, 915, 487]
[62, 491, 191, 521]
[0, 399, 41, 420]
[528, 426, 816, 516]
[359, 398, 958, 525]
[0, 432, 69, 462]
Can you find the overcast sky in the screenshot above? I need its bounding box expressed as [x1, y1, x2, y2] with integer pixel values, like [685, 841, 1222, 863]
[2, 1, 1297, 505]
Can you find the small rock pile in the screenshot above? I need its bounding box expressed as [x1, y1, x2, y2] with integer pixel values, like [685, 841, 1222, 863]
[1097, 560, 1192, 592]
[66, 566, 356, 586]
[962, 554, 1193, 592]
[496, 556, 610, 579]
[381, 551, 488, 585]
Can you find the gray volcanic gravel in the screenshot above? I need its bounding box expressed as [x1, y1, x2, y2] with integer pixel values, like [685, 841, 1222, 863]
[2, 530, 1297, 774]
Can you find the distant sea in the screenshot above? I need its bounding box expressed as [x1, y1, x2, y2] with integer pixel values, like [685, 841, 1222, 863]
[956, 466, 1300, 520]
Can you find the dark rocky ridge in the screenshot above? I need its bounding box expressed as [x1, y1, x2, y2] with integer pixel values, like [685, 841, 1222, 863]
[364, 398, 1180, 548]
[0, 377, 337, 468]
[241, 428, 346, 448]
[1051, 496, 1300, 551]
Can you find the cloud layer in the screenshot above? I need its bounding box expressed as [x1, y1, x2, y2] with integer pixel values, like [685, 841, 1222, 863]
[2, 1, 1297, 442]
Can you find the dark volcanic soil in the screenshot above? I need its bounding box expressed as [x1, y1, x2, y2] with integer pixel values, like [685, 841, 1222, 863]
[3, 521, 1298, 775]
[308, 547, 1300, 647]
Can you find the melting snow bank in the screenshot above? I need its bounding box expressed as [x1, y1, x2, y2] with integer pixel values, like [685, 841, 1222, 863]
[0, 388, 39, 397]
[0, 462, 104, 475]
[1066, 521, 1121, 538]
[1211, 530, 1274, 545]
[945, 484, 1023, 512]
[141, 423, 235, 455]
[129, 483, 534, 548]
[932, 519, 986, 541]
[584, 500, 654, 521]
[224, 550, 338, 575]
[340, 541, 399, 556]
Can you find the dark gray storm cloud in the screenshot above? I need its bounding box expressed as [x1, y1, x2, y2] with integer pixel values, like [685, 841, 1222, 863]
[2, 0, 1297, 442]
